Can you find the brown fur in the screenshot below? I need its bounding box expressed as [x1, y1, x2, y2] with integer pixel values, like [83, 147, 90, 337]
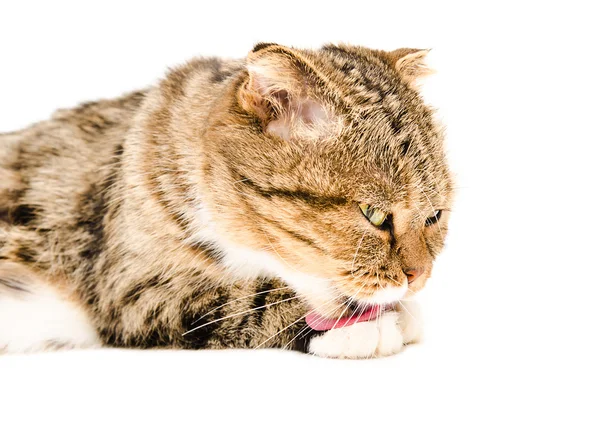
[0, 43, 453, 352]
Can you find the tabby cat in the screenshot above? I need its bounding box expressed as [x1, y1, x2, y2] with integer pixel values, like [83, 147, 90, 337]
[0, 43, 453, 358]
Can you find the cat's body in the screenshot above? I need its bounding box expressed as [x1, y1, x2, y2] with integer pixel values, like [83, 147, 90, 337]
[0, 44, 453, 357]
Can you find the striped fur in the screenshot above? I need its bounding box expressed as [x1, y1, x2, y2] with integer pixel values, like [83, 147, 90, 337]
[0, 43, 453, 356]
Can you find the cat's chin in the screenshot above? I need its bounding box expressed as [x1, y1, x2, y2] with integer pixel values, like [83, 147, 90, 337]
[357, 285, 409, 306]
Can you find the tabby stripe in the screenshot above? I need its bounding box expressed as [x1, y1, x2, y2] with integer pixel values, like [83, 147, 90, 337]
[144, 170, 192, 235]
[260, 215, 326, 253]
[121, 276, 162, 306]
[181, 287, 230, 349]
[292, 323, 320, 353]
[14, 244, 37, 264]
[190, 240, 223, 264]
[8, 204, 38, 226]
[239, 279, 274, 329]
[0, 277, 29, 293]
[238, 176, 347, 208]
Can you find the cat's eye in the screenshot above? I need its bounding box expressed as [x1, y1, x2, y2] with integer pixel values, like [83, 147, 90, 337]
[359, 203, 388, 227]
[425, 210, 442, 227]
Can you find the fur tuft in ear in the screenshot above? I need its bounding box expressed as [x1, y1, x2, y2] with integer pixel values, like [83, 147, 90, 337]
[389, 49, 433, 87]
[238, 45, 340, 142]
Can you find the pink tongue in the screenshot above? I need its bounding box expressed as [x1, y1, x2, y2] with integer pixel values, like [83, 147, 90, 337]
[305, 305, 381, 331]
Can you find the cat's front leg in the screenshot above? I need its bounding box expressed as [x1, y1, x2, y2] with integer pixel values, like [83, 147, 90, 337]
[307, 301, 423, 359]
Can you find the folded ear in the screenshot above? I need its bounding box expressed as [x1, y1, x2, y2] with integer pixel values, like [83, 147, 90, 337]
[238, 43, 339, 142]
[388, 48, 433, 87]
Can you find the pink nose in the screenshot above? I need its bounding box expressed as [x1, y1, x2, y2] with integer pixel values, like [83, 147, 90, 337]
[403, 268, 424, 284]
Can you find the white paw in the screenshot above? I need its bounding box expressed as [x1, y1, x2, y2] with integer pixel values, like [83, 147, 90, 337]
[308, 302, 423, 359]
[395, 300, 424, 345]
[0, 275, 100, 353]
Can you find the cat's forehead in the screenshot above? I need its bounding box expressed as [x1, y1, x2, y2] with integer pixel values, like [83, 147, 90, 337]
[240, 43, 452, 206]
[348, 155, 451, 209]
[317, 115, 451, 208]
[311, 46, 443, 167]
[315, 44, 416, 107]
[314, 47, 451, 204]
[337, 110, 448, 197]
[299, 130, 451, 210]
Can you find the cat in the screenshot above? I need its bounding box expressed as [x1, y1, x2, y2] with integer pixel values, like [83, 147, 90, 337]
[0, 43, 453, 358]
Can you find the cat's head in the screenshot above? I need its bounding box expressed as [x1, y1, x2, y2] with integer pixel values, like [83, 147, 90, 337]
[202, 43, 454, 317]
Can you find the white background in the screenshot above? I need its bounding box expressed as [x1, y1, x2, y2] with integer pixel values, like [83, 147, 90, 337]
[1, 1, 599, 421]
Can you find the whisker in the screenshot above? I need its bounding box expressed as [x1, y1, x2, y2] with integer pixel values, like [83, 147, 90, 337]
[415, 183, 444, 241]
[256, 293, 348, 350]
[398, 301, 416, 321]
[337, 301, 362, 330]
[331, 284, 365, 330]
[189, 285, 291, 325]
[279, 302, 350, 350]
[255, 313, 310, 350]
[351, 229, 368, 274]
[370, 303, 383, 359]
[183, 295, 299, 335]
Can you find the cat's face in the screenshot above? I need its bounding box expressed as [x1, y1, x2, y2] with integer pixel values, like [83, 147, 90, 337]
[203, 44, 453, 317]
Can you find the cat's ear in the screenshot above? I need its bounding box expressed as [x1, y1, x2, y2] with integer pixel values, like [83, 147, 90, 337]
[388, 48, 433, 87]
[239, 43, 339, 142]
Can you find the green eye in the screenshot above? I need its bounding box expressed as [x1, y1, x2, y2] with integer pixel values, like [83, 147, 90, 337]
[425, 210, 442, 227]
[359, 203, 388, 227]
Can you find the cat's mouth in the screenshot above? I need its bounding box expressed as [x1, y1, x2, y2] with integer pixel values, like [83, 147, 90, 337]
[305, 302, 395, 331]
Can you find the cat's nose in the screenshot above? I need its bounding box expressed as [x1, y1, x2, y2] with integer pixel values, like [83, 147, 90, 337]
[403, 268, 424, 284]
